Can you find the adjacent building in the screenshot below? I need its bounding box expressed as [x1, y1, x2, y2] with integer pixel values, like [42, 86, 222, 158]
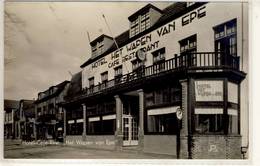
[4, 100, 19, 139]
[34, 80, 70, 140]
[17, 100, 35, 141]
[61, 2, 248, 159]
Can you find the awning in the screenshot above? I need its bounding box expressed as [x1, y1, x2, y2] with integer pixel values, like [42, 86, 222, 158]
[88, 116, 100, 122]
[147, 106, 180, 116]
[228, 109, 238, 116]
[68, 120, 75, 124]
[102, 114, 116, 120]
[76, 119, 83, 123]
[195, 108, 223, 114]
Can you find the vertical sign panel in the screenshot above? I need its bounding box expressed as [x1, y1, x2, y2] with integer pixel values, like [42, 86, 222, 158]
[195, 80, 223, 101]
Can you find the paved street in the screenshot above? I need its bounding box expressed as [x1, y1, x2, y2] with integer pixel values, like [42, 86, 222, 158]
[4, 140, 174, 159]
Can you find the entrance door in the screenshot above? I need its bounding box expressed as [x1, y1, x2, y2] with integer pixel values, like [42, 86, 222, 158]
[123, 115, 138, 146]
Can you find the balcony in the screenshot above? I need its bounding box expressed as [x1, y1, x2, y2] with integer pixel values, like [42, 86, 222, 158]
[66, 52, 241, 103]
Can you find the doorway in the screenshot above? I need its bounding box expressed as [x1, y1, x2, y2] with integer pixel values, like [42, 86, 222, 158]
[122, 95, 139, 146]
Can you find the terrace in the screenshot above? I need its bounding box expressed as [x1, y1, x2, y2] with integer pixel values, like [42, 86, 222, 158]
[65, 52, 243, 104]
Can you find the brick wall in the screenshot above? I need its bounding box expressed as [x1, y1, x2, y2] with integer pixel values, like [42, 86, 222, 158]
[143, 135, 177, 156]
[191, 135, 242, 159]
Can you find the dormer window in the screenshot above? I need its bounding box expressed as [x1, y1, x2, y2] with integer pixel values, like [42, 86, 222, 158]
[97, 40, 104, 55]
[130, 11, 150, 37]
[128, 4, 162, 38]
[90, 35, 113, 57]
[130, 17, 140, 37]
[141, 12, 150, 32]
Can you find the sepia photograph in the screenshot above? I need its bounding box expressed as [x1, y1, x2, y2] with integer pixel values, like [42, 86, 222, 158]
[3, 0, 250, 162]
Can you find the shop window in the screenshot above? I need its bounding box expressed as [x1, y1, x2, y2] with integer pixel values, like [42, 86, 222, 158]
[102, 119, 116, 134]
[88, 121, 101, 134]
[88, 115, 116, 135]
[228, 109, 238, 134]
[195, 114, 224, 134]
[214, 19, 237, 57]
[67, 116, 83, 135]
[147, 113, 178, 134]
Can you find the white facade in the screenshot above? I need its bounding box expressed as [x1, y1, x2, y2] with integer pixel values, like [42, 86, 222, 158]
[81, 2, 248, 148]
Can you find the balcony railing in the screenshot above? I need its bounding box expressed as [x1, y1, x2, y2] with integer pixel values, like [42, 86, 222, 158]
[67, 52, 240, 101]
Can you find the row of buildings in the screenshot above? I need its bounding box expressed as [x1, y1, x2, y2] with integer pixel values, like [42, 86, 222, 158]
[4, 2, 248, 159]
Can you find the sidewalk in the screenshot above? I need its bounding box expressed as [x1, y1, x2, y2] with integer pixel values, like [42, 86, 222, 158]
[4, 141, 175, 159]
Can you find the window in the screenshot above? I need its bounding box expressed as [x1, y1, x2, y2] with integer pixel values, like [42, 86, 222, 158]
[153, 48, 165, 63]
[132, 59, 144, 71]
[97, 40, 104, 55]
[114, 65, 123, 84]
[89, 77, 94, 87]
[179, 34, 197, 54]
[194, 108, 239, 134]
[92, 44, 97, 53]
[130, 11, 150, 37]
[86, 101, 116, 116]
[214, 19, 237, 57]
[101, 71, 108, 83]
[101, 71, 108, 89]
[145, 85, 181, 107]
[37, 108, 41, 116]
[43, 106, 46, 115]
[228, 109, 239, 134]
[153, 48, 166, 73]
[195, 114, 224, 134]
[102, 116, 116, 134]
[140, 12, 150, 32]
[114, 65, 123, 77]
[147, 112, 178, 134]
[87, 115, 116, 135]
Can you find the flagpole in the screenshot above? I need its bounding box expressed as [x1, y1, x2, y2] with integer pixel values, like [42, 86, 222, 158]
[102, 14, 119, 49]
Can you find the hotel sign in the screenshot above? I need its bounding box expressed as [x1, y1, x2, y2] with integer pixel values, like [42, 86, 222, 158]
[90, 6, 207, 69]
[195, 80, 223, 101]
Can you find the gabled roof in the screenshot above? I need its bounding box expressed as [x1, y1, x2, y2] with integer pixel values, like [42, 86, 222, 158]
[4, 99, 19, 110]
[90, 34, 113, 46]
[128, 3, 163, 21]
[65, 71, 82, 99]
[35, 80, 70, 103]
[20, 100, 35, 118]
[80, 2, 207, 68]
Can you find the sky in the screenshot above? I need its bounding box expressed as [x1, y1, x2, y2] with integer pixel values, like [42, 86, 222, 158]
[4, 1, 172, 100]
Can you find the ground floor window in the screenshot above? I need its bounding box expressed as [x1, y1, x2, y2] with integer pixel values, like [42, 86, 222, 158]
[228, 109, 238, 134]
[67, 120, 83, 135]
[87, 115, 115, 135]
[146, 107, 179, 134]
[194, 108, 238, 134]
[102, 119, 116, 134]
[195, 114, 224, 134]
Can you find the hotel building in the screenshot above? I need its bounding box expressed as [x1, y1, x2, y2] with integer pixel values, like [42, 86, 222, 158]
[61, 2, 248, 159]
